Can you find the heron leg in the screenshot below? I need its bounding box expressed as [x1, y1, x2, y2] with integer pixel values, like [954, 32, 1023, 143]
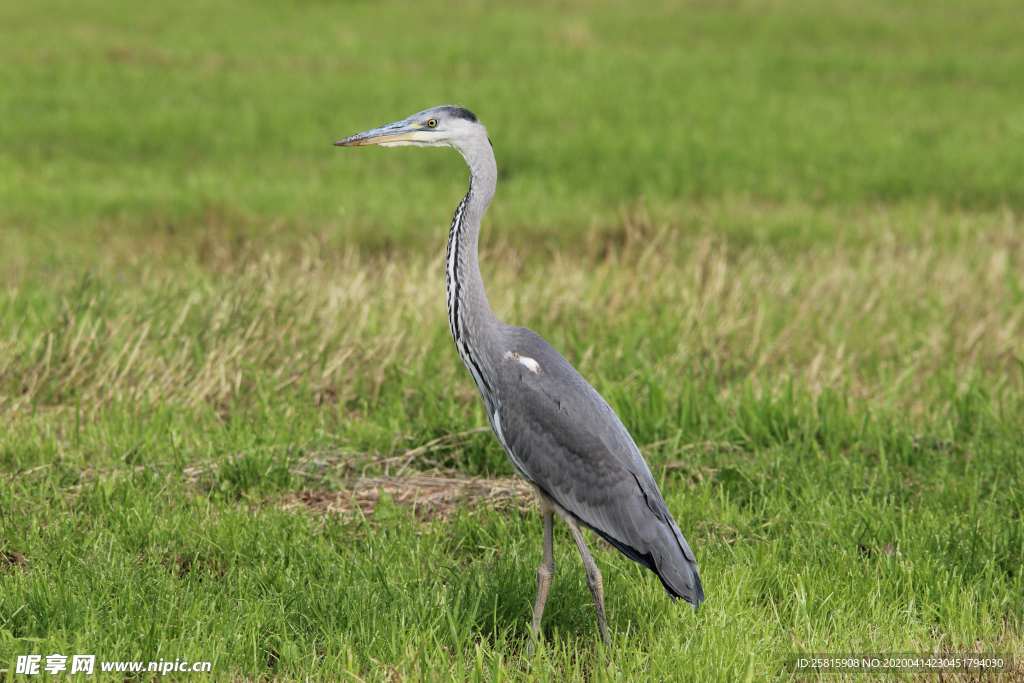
[564, 515, 611, 651]
[527, 505, 556, 655]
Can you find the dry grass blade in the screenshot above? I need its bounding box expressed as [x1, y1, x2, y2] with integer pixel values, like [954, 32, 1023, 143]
[2, 214, 1022, 428]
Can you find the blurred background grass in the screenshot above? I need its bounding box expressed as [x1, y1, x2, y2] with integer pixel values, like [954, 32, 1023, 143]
[2, 0, 1024, 262]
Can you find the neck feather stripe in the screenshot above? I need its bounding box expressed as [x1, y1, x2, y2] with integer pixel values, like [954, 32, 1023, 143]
[445, 181, 492, 396]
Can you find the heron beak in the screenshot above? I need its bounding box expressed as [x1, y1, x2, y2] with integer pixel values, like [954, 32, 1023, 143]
[334, 120, 421, 147]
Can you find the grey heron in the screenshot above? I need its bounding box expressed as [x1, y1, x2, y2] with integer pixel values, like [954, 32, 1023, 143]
[335, 106, 703, 651]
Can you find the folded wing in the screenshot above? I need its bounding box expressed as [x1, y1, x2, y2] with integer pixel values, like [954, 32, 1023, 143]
[492, 327, 704, 606]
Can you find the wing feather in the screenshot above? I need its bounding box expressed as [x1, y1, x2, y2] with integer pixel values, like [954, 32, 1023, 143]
[492, 328, 704, 605]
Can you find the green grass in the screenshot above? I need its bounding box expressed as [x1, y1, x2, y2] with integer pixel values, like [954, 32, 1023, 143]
[2, 409, 1020, 681]
[2, 0, 1024, 680]
[3, 0, 1024, 255]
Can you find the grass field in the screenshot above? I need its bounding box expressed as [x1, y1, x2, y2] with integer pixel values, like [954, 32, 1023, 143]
[2, 0, 1023, 680]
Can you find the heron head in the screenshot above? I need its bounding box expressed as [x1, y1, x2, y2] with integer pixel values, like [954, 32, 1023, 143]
[334, 105, 483, 149]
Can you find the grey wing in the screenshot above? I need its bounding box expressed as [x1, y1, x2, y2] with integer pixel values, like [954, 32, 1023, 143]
[492, 329, 704, 606]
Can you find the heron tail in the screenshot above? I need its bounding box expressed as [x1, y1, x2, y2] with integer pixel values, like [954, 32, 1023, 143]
[591, 523, 704, 608]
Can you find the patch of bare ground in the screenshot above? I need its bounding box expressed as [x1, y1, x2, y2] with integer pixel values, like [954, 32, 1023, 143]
[274, 435, 731, 523]
[160, 553, 228, 580]
[278, 474, 535, 522]
[0, 547, 28, 573]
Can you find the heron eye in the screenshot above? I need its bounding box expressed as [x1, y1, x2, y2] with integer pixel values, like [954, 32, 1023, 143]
[427, 118, 438, 128]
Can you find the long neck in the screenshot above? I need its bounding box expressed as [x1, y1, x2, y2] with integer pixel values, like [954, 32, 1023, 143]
[446, 135, 502, 398]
